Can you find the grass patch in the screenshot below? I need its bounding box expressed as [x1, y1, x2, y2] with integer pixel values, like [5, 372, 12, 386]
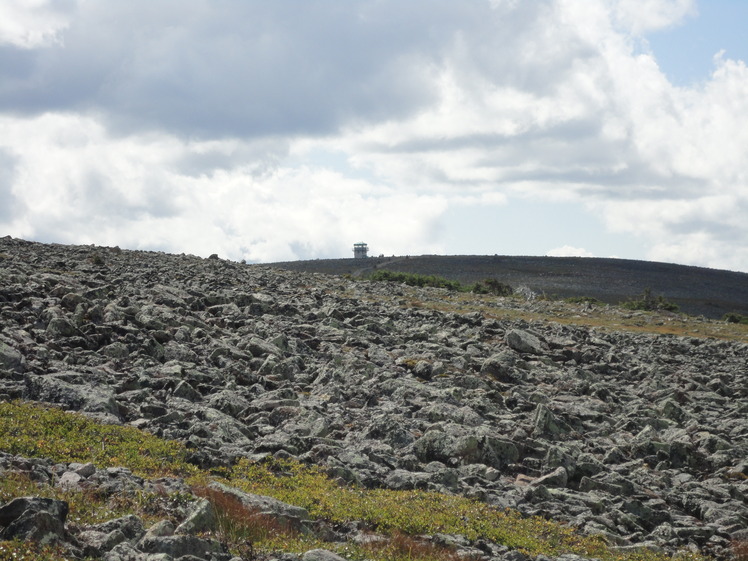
[0, 471, 124, 526]
[0, 401, 196, 478]
[365, 282, 748, 343]
[0, 471, 192, 528]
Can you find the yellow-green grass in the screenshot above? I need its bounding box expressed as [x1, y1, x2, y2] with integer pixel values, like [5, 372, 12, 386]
[0, 400, 196, 478]
[0, 401, 714, 561]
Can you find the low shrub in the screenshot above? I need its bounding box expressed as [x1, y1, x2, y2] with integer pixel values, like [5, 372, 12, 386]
[471, 279, 514, 296]
[565, 296, 605, 306]
[359, 530, 461, 561]
[723, 312, 748, 325]
[192, 485, 292, 558]
[368, 270, 462, 291]
[621, 288, 679, 312]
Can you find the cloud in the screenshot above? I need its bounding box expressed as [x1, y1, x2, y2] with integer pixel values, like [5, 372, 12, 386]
[0, 112, 447, 262]
[331, 1, 748, 271]
[0, 1, 464, 137]
[546, 245, 594, 258]
[0, 1, 747, 271]
[613, 0, 697, 34]
[0, 0, 75, 49]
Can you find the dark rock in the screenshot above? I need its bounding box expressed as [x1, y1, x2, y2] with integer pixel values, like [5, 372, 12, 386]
[0, 497, 69, 544]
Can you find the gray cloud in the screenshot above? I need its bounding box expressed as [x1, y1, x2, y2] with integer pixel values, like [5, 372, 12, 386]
[0, 1, 481, 138]
[0, 1, 593, 140]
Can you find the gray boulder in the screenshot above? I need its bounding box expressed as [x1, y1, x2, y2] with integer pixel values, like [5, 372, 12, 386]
[505, 329, 547, 355]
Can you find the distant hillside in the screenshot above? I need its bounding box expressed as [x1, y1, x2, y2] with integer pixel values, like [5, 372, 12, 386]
[268, 255, 748, 319]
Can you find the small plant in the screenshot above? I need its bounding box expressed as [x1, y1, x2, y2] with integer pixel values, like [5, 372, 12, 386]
[192, 485, 285, 558]
[621, 288, 679, 312]
[89, 253, 105, 266]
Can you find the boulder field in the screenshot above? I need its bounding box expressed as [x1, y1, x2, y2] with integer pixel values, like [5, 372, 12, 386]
[0, 236, 746, 560]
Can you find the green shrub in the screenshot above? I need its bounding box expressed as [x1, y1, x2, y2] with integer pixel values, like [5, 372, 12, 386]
[621, 288, 679, 313]
[368, 270, 461, 291]
[471, 279, 514, 296]
[723, 312, 748, 325]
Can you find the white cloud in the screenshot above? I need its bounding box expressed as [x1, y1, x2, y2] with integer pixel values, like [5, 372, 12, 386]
[546, 245, 595, 258]
[0, 0, 74, 48]
[613, 0, 696, 35]
[0, 113, 447, 262]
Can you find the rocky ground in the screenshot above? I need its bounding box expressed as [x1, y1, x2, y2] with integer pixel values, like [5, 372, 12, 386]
[1, 236, 747, 561]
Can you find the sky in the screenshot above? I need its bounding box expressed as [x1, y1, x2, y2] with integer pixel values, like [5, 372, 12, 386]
[1, 0, 747, 272]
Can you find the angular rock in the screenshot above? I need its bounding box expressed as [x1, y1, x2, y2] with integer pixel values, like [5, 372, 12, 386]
[505, 329, 547, 355]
